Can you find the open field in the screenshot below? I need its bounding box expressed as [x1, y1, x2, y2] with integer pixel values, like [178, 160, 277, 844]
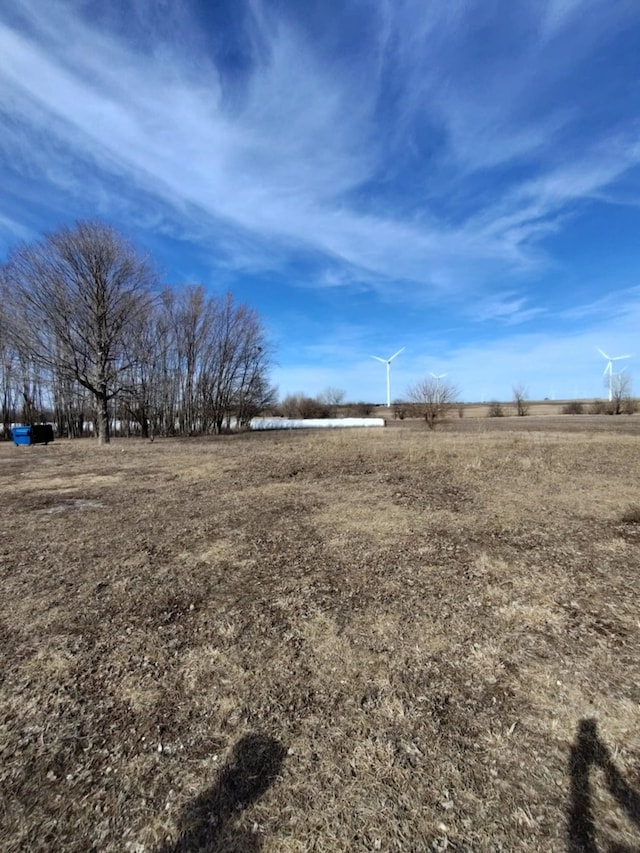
[385, 401, 639, 421]
[2, 418, 640, 851]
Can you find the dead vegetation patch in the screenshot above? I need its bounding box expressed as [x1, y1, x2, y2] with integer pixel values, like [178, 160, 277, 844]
[1, 423, 640, 851]
[620, 505, 640, 525]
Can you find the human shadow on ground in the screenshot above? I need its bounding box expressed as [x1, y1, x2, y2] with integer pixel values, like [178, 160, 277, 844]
[568, 717, 640, 853]
[157, 733, 286, 853]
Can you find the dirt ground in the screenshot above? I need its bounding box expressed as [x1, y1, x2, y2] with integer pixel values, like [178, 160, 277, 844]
[2, 417, 640, 852]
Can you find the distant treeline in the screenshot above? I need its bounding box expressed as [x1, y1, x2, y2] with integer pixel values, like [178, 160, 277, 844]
[0, 221, 275, 443]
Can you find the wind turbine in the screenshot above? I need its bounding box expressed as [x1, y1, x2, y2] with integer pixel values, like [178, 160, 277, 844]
[598, 348, 630, 402]
[430, 372, 447, 398]
[371, 347, 405, 408]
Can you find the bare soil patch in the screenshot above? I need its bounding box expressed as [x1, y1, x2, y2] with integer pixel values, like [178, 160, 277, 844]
[2, 423, 640, 851]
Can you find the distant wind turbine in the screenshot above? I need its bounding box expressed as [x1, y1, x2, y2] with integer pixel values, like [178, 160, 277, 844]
[430, 372, 447, 398]
[598, 348, 630, 402]
[371, 347, 405, 407]
[430, 372, 447, 383]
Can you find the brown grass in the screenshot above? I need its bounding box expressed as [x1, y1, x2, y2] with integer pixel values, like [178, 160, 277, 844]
[2, 419, 640, 851]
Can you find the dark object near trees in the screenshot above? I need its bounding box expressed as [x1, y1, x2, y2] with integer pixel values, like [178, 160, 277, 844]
[31, 424, 54, 444]
[12, 424, 54, 446]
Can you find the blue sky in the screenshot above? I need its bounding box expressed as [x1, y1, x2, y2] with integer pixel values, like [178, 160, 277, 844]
[1, 0, 640, 403]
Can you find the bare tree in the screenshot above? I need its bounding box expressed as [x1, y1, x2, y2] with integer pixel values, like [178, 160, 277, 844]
[611, 372, 633, 415]
[5, 221, 157, 444]
[392, 399, 409, 420]
[169, 284, 218, 434]
[119, 302, 168, 438]
[3, 223, 274, 441]
[205, 294, 272, 434]
[52, 376, 90, 438]
[0, 271, 20, 437]
[512, 384, 530, 416]
[407, 377, 458, 430]
[235, 374, 278, 426]
[151, 288, 181, 436]
[279, 393, 329, 419]
[319, 387, 346, 417]
[280, 394, 302, 418]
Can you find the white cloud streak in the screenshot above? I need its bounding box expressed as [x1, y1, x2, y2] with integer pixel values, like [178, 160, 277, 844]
[0, 0, 638, 317]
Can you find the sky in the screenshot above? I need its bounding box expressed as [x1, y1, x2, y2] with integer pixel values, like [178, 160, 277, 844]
[1, 0, 640, 403]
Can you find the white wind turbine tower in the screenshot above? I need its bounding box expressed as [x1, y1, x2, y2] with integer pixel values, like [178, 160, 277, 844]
[371, 347, 405, 408]
[598, 348, 630, 402]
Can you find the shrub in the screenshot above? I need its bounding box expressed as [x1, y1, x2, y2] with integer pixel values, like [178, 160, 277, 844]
[588, 399, 607, 415]
[297, 396, 330, 419]
[488, 401, 504, 417]
[392, 399, 409, 420]
[352, 401, 375, 417]
[280, 394, 330, 419]
[562, 401, 584, 415]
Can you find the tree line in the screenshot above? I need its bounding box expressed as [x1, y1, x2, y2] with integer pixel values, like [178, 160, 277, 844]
[0, 221, 275, 444]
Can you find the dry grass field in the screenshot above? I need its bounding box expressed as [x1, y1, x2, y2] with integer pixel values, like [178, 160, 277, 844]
[2, 417, 640, 852]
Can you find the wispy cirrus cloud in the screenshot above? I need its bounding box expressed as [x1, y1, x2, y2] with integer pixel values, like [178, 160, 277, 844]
[0, 0, 639, 310]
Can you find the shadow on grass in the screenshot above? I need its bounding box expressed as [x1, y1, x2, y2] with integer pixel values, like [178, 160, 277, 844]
[157, 733, 286, 853]
[568, 718, 640, 853]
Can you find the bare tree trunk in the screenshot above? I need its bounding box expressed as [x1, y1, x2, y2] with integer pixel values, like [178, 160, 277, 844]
[98, 388, 110, 445]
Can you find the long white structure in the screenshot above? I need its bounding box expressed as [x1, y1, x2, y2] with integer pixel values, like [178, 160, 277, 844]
[250, 417, 385, 430]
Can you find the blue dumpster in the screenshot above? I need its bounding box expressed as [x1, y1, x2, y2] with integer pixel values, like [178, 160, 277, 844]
[12, 425, 54, 446]
[12, 426, 31, 446]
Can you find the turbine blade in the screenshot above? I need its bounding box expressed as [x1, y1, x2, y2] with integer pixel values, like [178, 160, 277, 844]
[371, 356, 386, 363]
[388, 347, 405, 362]
[612, 354, 631, 360]
[597, 348, 610, 360]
